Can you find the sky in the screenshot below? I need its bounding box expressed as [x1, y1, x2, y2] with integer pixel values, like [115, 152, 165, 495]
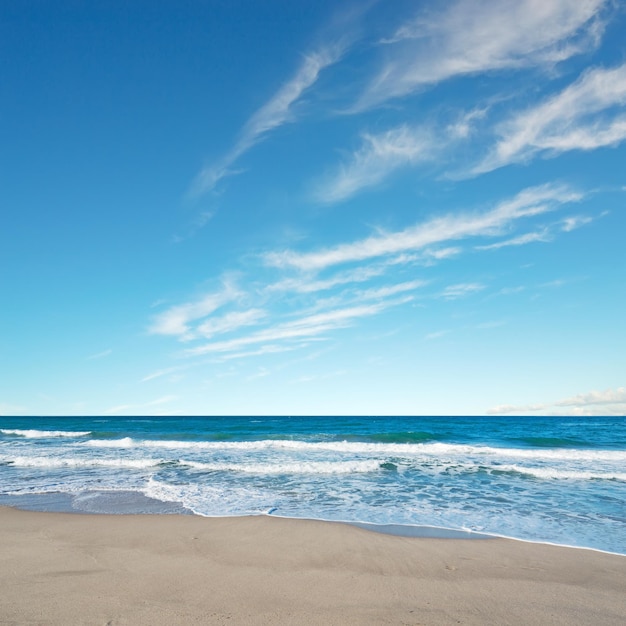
[1, 0, 625, 417]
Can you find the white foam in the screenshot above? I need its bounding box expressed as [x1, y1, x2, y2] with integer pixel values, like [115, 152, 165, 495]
[181, 459, 383, 474]
[85, 436, 135, 447]
[1, 429, 91, 438]
[5, 456, 162, 470]
[81, 437, 626, 462]
[143, 477, 276, 517]
[498, 464, 626, 482]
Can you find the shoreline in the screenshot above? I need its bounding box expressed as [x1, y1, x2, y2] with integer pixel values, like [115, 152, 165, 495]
[2, 489, 624, 556]
[2, 506, 625, 625]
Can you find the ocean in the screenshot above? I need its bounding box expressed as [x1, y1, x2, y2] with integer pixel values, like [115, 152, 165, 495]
[0, 415, 624, 554]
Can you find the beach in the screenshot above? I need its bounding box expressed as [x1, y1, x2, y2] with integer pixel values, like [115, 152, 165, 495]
[1, 507, 625, 625]
[3, 416, 625, 554]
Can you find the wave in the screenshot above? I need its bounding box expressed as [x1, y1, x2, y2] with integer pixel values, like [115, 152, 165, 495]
[495, 465, 626, 482]
[4, 456, 162, 470]
[0, 429, 91, 438]
[8, 451, 623, 480]
[180, 459, 385, 475]
[82, 437, 626, 462]
[2, 454, 385, 475]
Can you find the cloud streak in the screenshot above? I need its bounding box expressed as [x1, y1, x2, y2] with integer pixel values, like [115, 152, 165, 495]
[105, 396, 179, 415]
[476, 229, 552, 250]
[439, 283, 485, 300]
[355, 0, 607, 110]
[87, 349, 113, 360]
[149, 281, 241, 337]
[475, 63, 626, 173]
[184, 297, 412, 357]
[488, 386, 626, 416]
[194, 308, 267, 340]
[191, 43, 347, 196]
[314, 125, 437, 203]
[148, 182, 594, 376]
[265, 184, 582, 271]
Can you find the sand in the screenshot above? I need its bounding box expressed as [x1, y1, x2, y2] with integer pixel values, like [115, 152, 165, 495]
[1, 506, 624, 625]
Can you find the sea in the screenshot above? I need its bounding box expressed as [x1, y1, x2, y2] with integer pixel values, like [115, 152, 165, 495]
[0, 415, 624, 555]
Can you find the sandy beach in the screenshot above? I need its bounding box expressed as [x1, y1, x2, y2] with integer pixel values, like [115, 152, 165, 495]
[0, 507, 624, 625]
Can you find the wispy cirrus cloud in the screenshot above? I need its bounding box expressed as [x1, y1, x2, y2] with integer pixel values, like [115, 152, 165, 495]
[87, 349, 113, 360]
[265, 184, 582, 271]
[265, 265, 386, 295]
[184, 297, 412, 357]
[355, 0, 608, 111]
[476, 228, 552, 251]
[474, 63, 626, 174]
[217, 343, 307, 362]
[314, 107, 493, 205]
[195, 308, 267, 340]
[561, 215, 595, 232]
[488, 386, 626, 416]
[146, 182, 596, 376]
[105, 395, 179, 415]
[141, 365, 189, 383]
[477, 208, 601, 250]
[356, 280, 426, 301]
[148, 280, 241, 337]
[190, 42, 347, 197]
[439, 282, 485, 300]
[314, 124, 437, 203]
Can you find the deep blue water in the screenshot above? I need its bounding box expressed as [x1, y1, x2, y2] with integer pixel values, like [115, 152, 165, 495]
[1, 415, 625, 554]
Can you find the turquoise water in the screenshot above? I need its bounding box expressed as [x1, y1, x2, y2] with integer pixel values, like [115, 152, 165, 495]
[1, 415, 625, 554]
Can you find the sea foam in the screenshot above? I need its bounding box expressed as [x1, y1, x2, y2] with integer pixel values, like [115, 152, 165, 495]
[81, 437, 626, 462]
[1, 429, 91, 438]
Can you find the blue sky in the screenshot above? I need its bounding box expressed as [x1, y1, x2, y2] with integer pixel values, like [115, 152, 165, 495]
[2, 0, 625, 416]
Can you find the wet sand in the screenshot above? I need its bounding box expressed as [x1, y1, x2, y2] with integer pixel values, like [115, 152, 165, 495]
[1, 506, 624, 625]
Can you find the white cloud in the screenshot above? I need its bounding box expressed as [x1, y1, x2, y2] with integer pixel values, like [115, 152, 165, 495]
[265, 184, 582, 271]
[184, 297, 412, 357]
[105, 395, 178, 415]
[314, 110, 494, 204]
[87, 349, 112, 360]
[439, 282, 485, 300]
[423, 247, 462, 261]
[557, 387, 626, 407]
[148, 281, 240, 337]
[141, 365, 189, 383]
[475, 63, 626, 173]
[476, 228, 552, 250]
[487, 386, 626, 415]
[314, 125, 437, 203]
[499, 286, 525, 295]
[446, 107, 489, 139]
[477, 210, 599, 250]
[196, 309, 267, 340]
[191, 43, 346, 196]
[266, 265, 386, 294]
[356, 0, 607, 110]
[561, 215, 594, 232]
[247, 367, 270, 381]
[356, 280, 426, 300]
[218, 343, 311, 361]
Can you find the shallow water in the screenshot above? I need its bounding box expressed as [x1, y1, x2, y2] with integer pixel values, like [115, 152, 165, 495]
[0, 415, 624, 553]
